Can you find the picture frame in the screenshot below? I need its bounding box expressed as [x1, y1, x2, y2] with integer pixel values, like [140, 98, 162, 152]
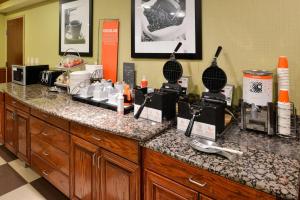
[59, 0, 93, 57]
[131, 0, 202, 59]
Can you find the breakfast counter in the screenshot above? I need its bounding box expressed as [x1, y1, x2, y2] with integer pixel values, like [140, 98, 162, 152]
[1, 82, 300, 199]
[143, 125, 300, 199]
[0, 83, 171, 142]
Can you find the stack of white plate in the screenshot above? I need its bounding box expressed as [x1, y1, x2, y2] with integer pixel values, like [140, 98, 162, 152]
[69, 71, 91, 94]
[277, 56, 291, 136]
[85, 64, 103, 78]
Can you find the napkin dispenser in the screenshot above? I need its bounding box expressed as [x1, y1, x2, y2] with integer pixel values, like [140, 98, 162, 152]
[134, 88, 177, 123]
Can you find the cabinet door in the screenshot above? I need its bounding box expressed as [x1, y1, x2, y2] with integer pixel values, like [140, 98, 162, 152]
[100, 150, 140, 200]
[144, 170, 198, 200]
[70, 135, 99, 200]
[16, 109, 30, 163]
[200, 194, 214, 200]
[4, 105, 17, 154]
[0, 102, 4, 144]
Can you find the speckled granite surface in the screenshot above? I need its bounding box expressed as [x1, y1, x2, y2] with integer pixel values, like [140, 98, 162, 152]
[143, 125, 300, 200]
[1, 83, 171, 142]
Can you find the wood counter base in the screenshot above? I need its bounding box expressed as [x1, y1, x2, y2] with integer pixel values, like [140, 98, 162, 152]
[143, 148, 275, 200]
[1, 92, 279, 200]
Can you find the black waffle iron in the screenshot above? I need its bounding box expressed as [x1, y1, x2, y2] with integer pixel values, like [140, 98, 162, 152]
[160, 42, 183, 96]
[180, 46, 227, 141]
[134, 43, 183, 121]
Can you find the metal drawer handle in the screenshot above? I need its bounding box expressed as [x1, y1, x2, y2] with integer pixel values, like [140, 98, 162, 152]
[41, 131, 48, 136]
[92, 153, 96, 166]
[97, 156, 101, 169]
[43, 151, 49, 156]
[189, 177, 207, 187]
[92, 135, 102, 141]
[42, 170, 49, 176]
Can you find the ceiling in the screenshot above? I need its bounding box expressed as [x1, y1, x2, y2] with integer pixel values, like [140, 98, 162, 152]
[0, 0, 48, 14]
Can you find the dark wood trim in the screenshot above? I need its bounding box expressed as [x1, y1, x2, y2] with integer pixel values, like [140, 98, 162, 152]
[0, 69, 6, 83]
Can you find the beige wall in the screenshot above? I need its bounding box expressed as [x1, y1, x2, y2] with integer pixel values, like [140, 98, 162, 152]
[1, 0, 300, 110]
[0, 14, 5, 67]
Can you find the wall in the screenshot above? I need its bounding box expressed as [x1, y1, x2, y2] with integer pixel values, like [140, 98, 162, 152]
[0, 14, 5, 67]
[1, 0, 300, 111]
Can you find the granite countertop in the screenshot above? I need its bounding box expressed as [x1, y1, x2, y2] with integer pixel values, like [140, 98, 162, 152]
[1, 83, 171, 142]
[143, 125, 300, 200]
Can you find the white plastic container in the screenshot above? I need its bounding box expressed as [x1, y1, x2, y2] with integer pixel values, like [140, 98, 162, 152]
[243, 70, 273, 106]
[117, 93, 124, 115]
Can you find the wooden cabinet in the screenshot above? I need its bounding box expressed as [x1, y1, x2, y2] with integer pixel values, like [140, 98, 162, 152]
[200, 195, 213, 200]
[144, 169, 198, 200]
[31, 153, 69, 196]
[30, 115, 70, 197]
[70, 122, 139, 164]
[70, 135, 140, 200]
[4, 105, 16, 154]
[0, 92, 4, 144]
[100, 150, 140, 200]
[16, 109, 30, 162]
[143, 148, 275, 200]
[4, 98, 30, 163]
[70, 135, 99, 200]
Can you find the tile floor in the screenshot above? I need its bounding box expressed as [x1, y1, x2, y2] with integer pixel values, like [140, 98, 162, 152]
[0, 145, 68, 200]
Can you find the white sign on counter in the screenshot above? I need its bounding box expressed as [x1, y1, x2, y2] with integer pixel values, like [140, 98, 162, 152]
[177, 117, 216, 140]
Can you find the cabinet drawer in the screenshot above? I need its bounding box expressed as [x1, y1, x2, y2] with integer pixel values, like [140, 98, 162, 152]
[71, 122, 139, 164]
[31, 109, 69, 131]
[143, 148, 275, 200]
[5, 93, 30, 113]
[31, 153, 69, 197]
[31, 137, 69, 176]
[144, 169, 198, 200]
[30, 116, 70, 153]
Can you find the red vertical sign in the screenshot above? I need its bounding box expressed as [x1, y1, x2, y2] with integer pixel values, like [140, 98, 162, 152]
[101, 20, 119, 83]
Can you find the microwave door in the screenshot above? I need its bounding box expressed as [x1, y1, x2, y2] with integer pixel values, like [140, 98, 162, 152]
[13, 68, 24, 83]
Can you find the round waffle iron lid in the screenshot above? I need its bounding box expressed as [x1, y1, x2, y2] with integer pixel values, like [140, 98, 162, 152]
[163, 42, 183, 84]
[202, 46, 227, 93]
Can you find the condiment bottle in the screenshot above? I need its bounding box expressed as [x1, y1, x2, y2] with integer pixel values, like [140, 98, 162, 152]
[117, 93, 124, 115]
[140, 75, 148, 88]
[123, 84, 132, 103]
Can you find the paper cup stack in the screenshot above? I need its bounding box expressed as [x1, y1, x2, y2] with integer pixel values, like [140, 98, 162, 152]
[277, 56, 291, 136]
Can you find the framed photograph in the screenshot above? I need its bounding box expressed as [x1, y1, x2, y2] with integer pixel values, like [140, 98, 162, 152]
[131, 0, 202, 59]
[59, 0, 93, 57]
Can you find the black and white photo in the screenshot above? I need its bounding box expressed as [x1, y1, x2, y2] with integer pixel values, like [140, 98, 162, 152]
[59, 0, 93, 56]
[131, 0, 202, 59]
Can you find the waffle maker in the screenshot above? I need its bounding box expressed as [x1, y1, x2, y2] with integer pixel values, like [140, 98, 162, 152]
[178, 46, 227, 141]
[134, 43, 183, 122]
[160, 42, 183, 96]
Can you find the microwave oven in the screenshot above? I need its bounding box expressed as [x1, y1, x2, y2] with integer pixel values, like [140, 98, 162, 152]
[12, 65, 49, 85]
